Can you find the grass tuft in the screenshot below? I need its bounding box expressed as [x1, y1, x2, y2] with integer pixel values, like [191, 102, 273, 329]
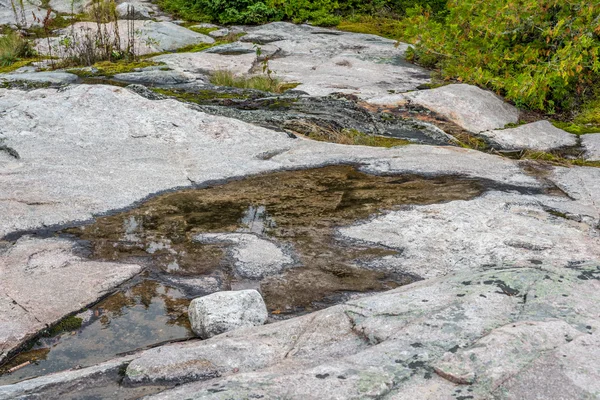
[209, 70, 297, 93]
[290, 122, 410, 147]
[0, 31, 35, 68]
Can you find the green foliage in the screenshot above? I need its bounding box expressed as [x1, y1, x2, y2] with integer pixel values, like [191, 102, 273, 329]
[337, 16, 404, 39]
[402, 0, 600, 112]
[158, 0, 445, 25]
[0, 31, 35, 67]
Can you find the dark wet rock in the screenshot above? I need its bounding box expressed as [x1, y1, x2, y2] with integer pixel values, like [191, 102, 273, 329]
[161, 275, 225, 298]
[188, 290, 268, 339]
[168, 89, 457, 145]
[479, 120, 577, 151]
[113, 70, 197, 86]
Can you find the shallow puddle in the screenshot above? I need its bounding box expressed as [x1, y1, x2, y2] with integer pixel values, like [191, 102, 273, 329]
[0, 278, 192, 385]
[62, 165, 485, 311]
[1, 165, 487, 384]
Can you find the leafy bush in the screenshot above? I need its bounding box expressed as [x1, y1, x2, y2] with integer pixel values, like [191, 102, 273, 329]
[159, 0, 446, 25]
[402, 0, 600, 112]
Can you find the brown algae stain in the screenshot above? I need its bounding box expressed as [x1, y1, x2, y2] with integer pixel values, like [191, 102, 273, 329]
[64, 165, 484, 312]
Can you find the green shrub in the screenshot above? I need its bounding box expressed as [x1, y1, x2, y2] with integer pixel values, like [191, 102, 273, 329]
[402, 0, 600, 112]
[159, 0, 446, 25]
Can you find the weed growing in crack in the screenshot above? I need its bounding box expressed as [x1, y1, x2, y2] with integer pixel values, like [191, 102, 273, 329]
[47, 0, 140, 67]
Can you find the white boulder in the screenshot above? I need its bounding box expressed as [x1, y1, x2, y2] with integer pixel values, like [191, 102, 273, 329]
[479, 120, 577, 151]
[400, 84, 520, 133]
[188, 290, 268, 339]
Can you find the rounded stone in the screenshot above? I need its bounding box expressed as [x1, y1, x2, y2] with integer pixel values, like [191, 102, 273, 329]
[188, 290, 268, 339]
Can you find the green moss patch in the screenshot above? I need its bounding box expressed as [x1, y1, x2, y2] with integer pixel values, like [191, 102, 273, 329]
[0, 58, 35, 74]
[45, 315, 83, 337]
[187, 26, 218, 35]
[68, 60, 162, 77]
[517, 150, 600, 168]
[551, 121, 600, 135]
[337, 16, 403, 39]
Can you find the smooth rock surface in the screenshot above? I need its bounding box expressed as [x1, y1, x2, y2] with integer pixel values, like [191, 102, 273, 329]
[0, 78, 599, 400]
[0, 84, 541, 239]
[35, 21, 213, 57]
[0, 356, 137, 400]
[339, 191, 600, 279]
[0, 72, 78, 85]
[7, 263, 599, 398]
[152, 51, 258, 76]
[0, 0, 50, 27]
[547, 166, 600, 224]
[194, 233, 294, 279]
[120, 264, 600, 399]
[208, 28, 229, 38]
[374, 84, 520, 133]
[479, 120, 577, 151]
[188, 290, 268, 339]
[153, 22, 430, 99]
[48, 0, 85, 14]
[582, 133, 600, 161]
[0, 236, 142, 363]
